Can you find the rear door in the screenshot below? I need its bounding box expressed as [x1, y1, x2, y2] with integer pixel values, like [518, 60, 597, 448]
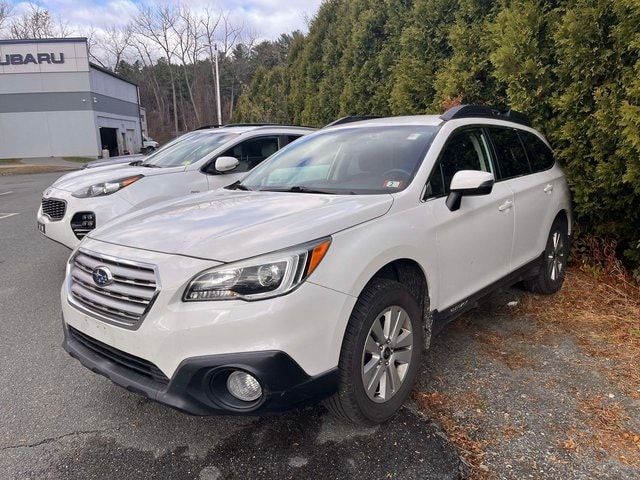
[425, 127, 515, 310]
[488, 127, 555, 270]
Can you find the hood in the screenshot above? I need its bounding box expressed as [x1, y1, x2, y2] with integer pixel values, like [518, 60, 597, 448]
[89, 190, 394, 262]
[51, 164, 182, 192]
[85, 155, 145, 169]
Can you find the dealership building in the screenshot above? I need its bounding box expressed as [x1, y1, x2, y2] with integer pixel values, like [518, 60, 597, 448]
[0, 37, 144, 159]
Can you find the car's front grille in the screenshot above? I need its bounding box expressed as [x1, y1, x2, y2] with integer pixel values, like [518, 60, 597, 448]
[68, 326, 169, 385]
[69, 250, 159, 329]
[41, 198, 66, 220]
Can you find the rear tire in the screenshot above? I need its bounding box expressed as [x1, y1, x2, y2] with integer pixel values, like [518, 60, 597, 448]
[523, 217, 568, 294]
[323, 278, 423, 425]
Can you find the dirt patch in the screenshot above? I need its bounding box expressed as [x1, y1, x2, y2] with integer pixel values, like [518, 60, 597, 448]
[0, 166, 74, 176]
[414, 267, 640, 479]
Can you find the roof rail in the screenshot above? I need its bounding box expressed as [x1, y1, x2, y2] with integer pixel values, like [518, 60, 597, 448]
[195, 124, 221, 130]
[224, 123, 279, 127]
[440, 104, 531, 127]
[324, 116, 381, 128]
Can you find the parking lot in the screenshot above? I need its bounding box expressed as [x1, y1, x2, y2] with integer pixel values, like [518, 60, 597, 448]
[0, 172, 463, 480]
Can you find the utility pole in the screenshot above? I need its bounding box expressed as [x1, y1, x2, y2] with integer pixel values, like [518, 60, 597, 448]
[206, 43, 222, 126]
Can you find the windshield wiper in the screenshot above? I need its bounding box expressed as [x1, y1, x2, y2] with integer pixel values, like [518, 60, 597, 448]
[141, 163, 162, 168]
[259, 186, 338, 194]
[225, 181, 251, 191]
[129, 160, 143, 166]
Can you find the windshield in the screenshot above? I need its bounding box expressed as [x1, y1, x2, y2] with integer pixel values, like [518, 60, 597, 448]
[142, 131, 238, 168]
[240, 126, 438, 194]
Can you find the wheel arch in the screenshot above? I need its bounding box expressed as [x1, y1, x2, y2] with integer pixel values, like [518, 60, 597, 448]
[358, 258, 433, 348]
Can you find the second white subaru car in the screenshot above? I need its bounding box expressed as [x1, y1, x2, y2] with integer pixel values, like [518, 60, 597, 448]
[60, 106, 572, 424]
[37, 125, 314, 248]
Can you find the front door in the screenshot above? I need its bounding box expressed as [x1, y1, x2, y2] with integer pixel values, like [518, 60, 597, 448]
[424, 127, 515, 310]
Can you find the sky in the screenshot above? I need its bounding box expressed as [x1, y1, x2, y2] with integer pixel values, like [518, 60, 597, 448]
[8, 0, 324, 40]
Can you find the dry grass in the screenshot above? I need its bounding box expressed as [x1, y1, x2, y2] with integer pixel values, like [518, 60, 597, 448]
[513, 267, 640, 399]
[416, 265, 639, 476]
[474, 331, 537, 370]
[559, 395, 640, 467]
[414, 391, 492, 479]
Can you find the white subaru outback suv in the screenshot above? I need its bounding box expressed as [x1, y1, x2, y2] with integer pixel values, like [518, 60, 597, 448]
[37, 125, 314, 248]
[60, 105, 572, 424]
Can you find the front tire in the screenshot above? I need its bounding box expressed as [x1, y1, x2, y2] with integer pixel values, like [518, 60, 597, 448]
[523, 216, 569, 294]
[324, 278, 423, 425]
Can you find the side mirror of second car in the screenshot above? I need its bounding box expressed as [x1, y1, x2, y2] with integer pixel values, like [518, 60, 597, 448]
[446, 170, 495, 212]
[215, 156, 240, 173]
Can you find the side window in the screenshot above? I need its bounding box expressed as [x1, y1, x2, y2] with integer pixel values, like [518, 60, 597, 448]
[218, 136, 280, 173]
[284, 135, 303, 146]
[518, 131, 555, 172]
[427, 128, 493, 197]
[488, 127, 531, 179]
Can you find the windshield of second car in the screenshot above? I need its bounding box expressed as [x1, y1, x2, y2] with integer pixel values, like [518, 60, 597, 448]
[240, 126, 438, 194]
[142, 131, 238, 168]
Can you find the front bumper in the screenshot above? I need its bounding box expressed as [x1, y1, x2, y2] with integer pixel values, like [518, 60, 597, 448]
[37, 187, 133, 249]
[61, 239, 356, 413]
[62, 323, 339, 415]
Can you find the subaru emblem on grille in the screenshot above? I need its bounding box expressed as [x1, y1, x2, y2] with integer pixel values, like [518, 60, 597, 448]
[92, 266, 113, 287]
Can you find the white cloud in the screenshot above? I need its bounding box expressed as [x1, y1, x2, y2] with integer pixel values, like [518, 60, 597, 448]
[9, 0, 322, 40]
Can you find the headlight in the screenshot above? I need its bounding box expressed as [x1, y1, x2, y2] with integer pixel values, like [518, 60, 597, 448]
[72, 175, 143, 198]
[184, 237, 331, 302]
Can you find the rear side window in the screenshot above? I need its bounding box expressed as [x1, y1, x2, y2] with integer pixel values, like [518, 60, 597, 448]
[519, 131, 555, 172]
[489, 127, 531, 179]
[427, 128, 493, 197]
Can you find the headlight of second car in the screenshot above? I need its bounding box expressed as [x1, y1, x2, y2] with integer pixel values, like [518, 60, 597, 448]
[72, 175, 143, 198]
[184, 238, 331, 302]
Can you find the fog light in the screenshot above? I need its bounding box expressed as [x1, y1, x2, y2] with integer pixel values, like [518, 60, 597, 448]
[226, 371, 262, 402]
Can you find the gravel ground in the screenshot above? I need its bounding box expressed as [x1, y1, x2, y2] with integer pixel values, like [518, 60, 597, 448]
[419, 289, 640, 479]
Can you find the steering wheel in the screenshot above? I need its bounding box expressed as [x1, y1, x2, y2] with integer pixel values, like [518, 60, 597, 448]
[382, 169, 411, 183]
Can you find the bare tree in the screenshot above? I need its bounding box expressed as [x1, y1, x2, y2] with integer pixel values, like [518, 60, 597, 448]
[133, 3, 180, 136]
[55, 14, 74, 38]
[171, 5, 204, 125]
[129, 36, 167, 125]
[82, 27, 106, 67]
[97, 26, 132, 73]
[10, 3, 55, 39]
[0, 0, 13, 36]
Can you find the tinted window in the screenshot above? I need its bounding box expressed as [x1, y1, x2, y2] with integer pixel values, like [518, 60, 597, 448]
[428, 128, 493, 197]
[219, 136, 280, 173]
[519, 131, 555, 172]
[285, 135, 304, 145]
[489, 127, 531, 179]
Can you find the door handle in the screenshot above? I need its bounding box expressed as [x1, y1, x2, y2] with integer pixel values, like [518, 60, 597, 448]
[498, 200, 513, 212]
[544, 184, 554, 194]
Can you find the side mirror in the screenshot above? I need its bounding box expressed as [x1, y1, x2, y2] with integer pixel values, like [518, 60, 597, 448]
[215, 156, 240, 173]
[446, 170, 494, 212]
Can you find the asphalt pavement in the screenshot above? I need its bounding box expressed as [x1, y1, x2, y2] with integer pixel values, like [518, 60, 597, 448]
[0, 172, 463, 480]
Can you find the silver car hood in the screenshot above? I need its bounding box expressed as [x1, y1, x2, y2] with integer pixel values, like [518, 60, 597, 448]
[88, 189, 394, 262]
